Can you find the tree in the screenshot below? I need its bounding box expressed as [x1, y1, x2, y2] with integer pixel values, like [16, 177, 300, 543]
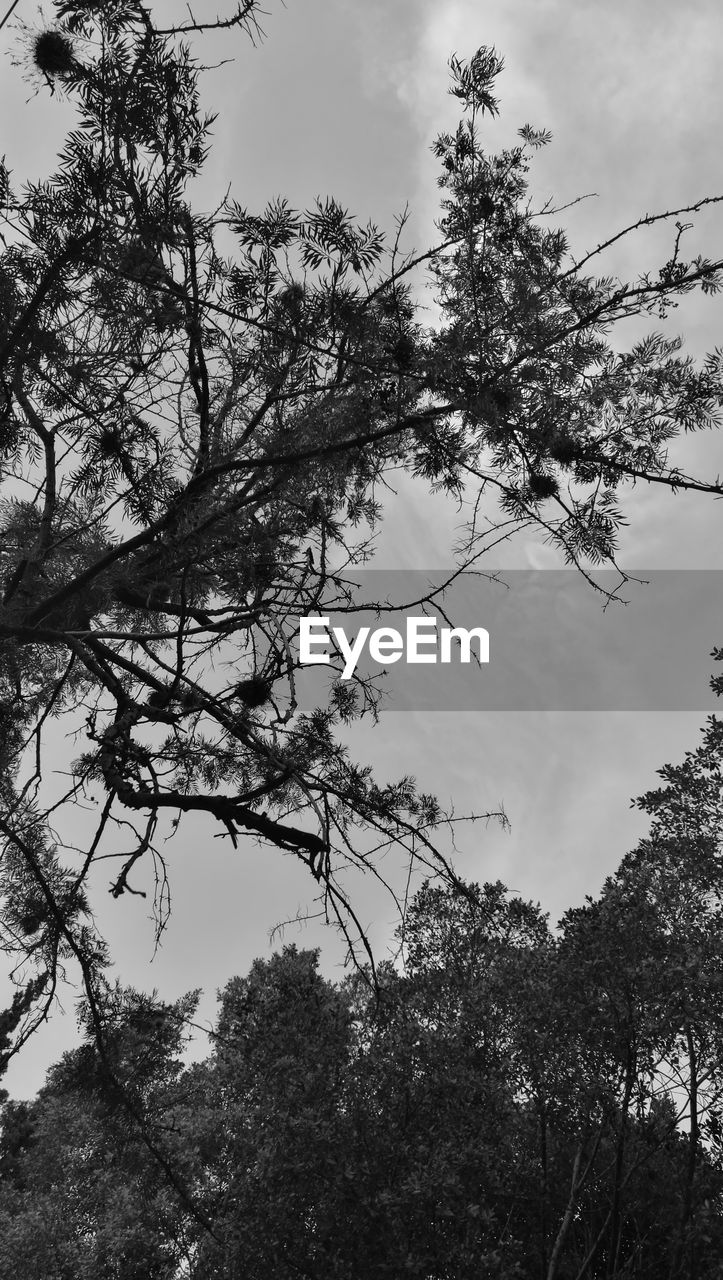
[0, 0, 723, 1079]
[0, 984, 202, 1279]
[526, 714, 723, 1279]
[7, 815, 723, 1277]
[191, 947, 356, 1279]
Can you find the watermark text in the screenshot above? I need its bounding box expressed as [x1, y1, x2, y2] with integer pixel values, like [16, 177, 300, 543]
[298, 616, 489, 680]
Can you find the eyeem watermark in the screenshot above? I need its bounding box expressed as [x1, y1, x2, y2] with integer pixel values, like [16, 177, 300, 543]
[291, 572, 723, 711]
[298, 616, 490, 680]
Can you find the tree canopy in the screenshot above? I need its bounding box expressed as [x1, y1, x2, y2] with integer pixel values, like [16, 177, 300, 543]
[2, 717, 723, 1276]
[0, 0, 722, 1095]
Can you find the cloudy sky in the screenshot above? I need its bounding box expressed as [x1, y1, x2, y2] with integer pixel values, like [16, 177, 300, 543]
[1, 0, 723, 1097]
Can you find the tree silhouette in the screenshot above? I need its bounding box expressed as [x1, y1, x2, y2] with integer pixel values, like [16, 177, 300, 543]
[0, 1, 722, 1077]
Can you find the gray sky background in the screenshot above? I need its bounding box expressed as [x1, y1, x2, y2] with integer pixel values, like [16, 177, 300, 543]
[1, 0, 723, 1096]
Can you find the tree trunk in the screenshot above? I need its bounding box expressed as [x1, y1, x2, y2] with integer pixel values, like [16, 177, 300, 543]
[547, 1145, 582, 1280]
[668, 1023, 699, 1280]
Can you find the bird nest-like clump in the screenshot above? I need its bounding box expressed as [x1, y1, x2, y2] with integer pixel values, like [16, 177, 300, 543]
[33, 30, 74, 78]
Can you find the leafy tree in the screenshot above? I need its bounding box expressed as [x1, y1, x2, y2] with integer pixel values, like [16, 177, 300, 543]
[4, 710, 723, 1280]
[0, 0, 723, 1081]
[0, 985, 202, 1278]
[520, 714, 723, 1278]
[191, 947, 356, 1279]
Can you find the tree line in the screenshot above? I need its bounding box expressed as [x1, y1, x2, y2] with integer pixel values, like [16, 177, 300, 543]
[1, 715, 723, 1277]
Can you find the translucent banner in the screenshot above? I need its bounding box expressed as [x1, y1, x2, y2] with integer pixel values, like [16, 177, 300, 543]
[291, 570, 722, 711]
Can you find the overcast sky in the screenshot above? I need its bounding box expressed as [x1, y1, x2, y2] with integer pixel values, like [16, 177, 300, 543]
[1, 0, 723, 1097]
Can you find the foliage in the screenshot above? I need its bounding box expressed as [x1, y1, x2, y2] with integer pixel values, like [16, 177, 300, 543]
[0, 985, 202, 1278]
[4, 711, 723, 1278]
[0, 0, 722, 1098]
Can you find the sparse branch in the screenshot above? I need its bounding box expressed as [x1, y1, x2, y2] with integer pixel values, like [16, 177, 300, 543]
[152, 0, 264, 39]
